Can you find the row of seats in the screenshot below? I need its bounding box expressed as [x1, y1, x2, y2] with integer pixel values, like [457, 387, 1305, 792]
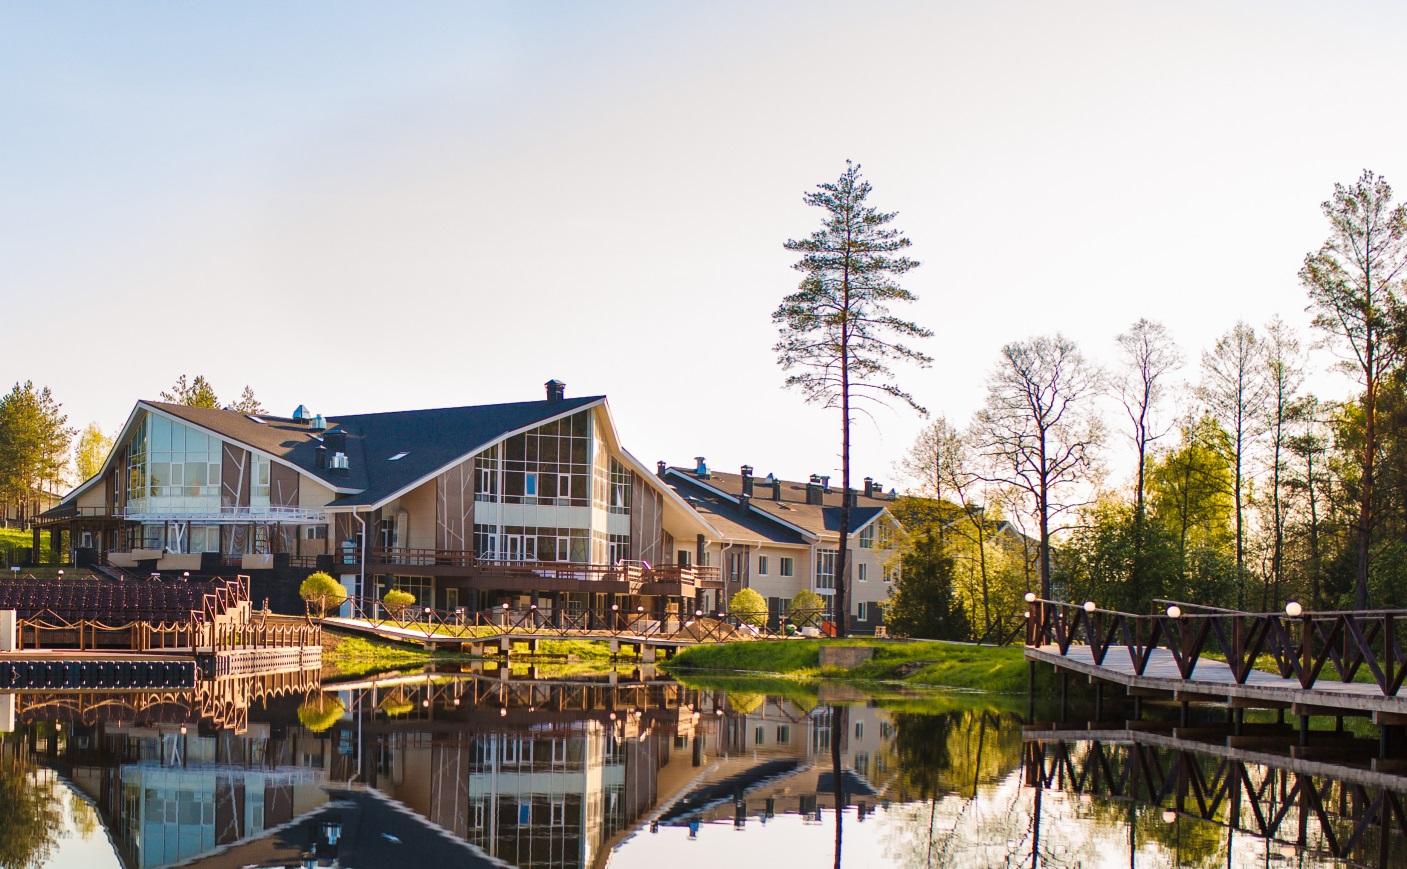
[0, 577, 243, 621]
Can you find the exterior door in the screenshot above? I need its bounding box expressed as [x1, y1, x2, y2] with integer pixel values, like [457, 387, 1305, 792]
[445, 587, 458, 612]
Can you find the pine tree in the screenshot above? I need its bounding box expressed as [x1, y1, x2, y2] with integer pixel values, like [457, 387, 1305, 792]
[774, 161, 932, 636]
[0, 382, 74, 524]
[160, 374, 220, 408]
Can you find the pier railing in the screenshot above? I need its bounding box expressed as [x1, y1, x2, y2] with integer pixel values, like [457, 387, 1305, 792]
[1025, 597, 1407, 696]
[324, 596, 785, 643]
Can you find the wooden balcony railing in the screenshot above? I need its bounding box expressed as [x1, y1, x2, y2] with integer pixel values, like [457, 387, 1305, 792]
[369, 548, 720, 585]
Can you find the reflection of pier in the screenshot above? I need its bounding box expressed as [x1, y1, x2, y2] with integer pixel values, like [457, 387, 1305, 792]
[2, 666, 322, 734]
[1025, 728, 1407, 867]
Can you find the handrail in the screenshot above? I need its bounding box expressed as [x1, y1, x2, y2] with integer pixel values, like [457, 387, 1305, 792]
[1025, 596, 1407, 696]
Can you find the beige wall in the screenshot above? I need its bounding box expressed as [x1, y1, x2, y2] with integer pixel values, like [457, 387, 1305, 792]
[380, 480, 438, 551]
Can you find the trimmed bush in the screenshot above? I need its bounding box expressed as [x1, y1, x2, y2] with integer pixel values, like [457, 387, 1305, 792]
[383, 589, 416, 616]
[299, 571, 346, 616]
[728, 588, 768, 627]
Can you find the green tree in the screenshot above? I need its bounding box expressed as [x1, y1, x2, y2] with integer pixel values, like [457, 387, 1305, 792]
[0, 382, 74, 526]
[1147, 414, 1235, 574]
[299, 571, 346, 616]
[73, 422, 112, 482]
[774, 161, 933, 635]
[788, 589, 826, 627]
[1300, 170, 1407, 609]
[884, 528, 969, 639]
[728, 587, 767, 627]
[1199, 321, 1268, 608]
[160, 374, 220, 408]
[0, 743, 64, 868]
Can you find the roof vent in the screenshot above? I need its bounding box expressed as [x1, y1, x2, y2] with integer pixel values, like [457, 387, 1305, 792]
[293, 404, 312, 423]
[388, 452, 408, 461]
[311, 414, 327, 431]
[694, 457, 709, 478]
[245, 415, 267, 425]
[329, 452, 350, 471]
[545, 379, 566, 402]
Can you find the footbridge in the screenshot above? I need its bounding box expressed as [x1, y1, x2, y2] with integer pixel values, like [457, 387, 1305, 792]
[319, 598, 787, 661]
[1025, 598, 1407, 748]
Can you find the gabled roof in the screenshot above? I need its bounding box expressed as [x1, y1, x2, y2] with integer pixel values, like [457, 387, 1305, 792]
[56, 396, 607, 511]
[664, 474, 811, 546]
[324, 396, 604, 508]
[665, 467, 895, 539]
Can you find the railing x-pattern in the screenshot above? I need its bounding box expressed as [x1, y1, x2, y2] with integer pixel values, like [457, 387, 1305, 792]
[1026, 597, 1407, 697]
[322, 596, 784, 644]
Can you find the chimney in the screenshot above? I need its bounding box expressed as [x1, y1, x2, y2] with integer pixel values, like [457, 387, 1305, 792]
[315, 443, 328, 469]
[656, 460, 667, 478]
[820, 475, 831, 494]
[740, 465, 754, 497]
[324, 429, 347, 454]
[805, 480, 823, 506]
[844, 489, 857, 509]
[864, 477, 875, 498]
[694, 457, 709, 478]
[545, 379, 566, 402]
[738, 493, 750, 514]
[771, 478, 783, 501]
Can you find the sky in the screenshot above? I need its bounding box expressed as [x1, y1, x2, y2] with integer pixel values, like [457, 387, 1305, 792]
[4, 1, 1406, 491]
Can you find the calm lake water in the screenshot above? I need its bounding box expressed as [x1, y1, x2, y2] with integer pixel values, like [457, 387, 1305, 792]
[0, 666, 1396, 868]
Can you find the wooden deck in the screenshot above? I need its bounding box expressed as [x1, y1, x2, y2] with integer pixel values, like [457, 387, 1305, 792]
[1027, 643, 1407, 716]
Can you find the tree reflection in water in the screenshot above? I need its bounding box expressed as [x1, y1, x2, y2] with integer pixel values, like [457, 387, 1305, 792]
[0, 731, 65, 869]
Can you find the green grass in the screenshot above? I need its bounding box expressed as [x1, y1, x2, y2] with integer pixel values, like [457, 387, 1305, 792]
[664, 638, 1037, 693]
[321, 632, 454, 677]
[0, 528, 51, 566]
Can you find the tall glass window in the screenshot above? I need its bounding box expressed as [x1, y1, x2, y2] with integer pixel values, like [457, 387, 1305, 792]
[124, 414, 222, 513]
[476, 412, 591, 506]
[816, 549, 837, 590]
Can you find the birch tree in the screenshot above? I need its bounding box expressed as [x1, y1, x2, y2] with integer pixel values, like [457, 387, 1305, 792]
[1261, 316, 1305, 608]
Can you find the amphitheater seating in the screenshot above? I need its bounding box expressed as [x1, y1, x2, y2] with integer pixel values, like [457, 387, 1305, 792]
[0, 576, 245, 623]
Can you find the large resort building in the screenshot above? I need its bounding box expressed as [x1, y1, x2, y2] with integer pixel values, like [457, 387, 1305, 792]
[38, 381, 901, 631]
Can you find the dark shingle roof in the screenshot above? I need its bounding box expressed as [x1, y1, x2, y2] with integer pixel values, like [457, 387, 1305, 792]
[148, 396, 604, 508]
[666, 467, 893, 538]
[664, 475, 810, 545]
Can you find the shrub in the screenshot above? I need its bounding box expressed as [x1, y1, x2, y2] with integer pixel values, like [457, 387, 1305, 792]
[788, 590, 826, 626]
[299, 571, 346, 616]
[728, 588, 768, 627]
[383, 589, 416, 616]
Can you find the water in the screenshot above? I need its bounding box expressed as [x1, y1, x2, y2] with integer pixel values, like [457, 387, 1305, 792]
[0, 668, 1397, 868]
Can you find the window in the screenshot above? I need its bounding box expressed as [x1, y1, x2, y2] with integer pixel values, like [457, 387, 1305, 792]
[776, 725, 791, 743]
[855, 752, 869, 776]
[816, 549, 837, 590]
[305, 525, 328, 540]
[855, 721, 864, 740]
[383, 576, 432, 607]
[189, 525, 219, 554]
[252, 455, 271, 506]
[859, 525, 874, 549]
[856, 601, 868, 621]
[878, 520, 895, 550]
[550, 798, 565, 826]
[728, 550, 746, 582]
[524, 472, 538, 497]
[754, 727, 765, 746]
[557, 473, 571, 499]
[758, 556, 768, 576]
[678, 549, 691, 567]
[780, 557, 794, 577]
[608, 458, 632, 515]
[858, 563, 868, 582]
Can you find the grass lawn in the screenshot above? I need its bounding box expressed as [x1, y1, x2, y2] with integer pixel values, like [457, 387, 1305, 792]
[0, 527, 51, 565]
[664, 638, 1036, 693]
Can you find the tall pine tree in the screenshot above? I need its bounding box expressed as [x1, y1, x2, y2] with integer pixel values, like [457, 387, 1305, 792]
[774, 161, 932, 635]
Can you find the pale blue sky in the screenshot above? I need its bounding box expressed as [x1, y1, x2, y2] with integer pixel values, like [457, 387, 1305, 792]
[5, 2, 1406, 488]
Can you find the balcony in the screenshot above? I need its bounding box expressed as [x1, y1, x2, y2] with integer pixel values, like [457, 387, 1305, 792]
[368, 548, 721, 592]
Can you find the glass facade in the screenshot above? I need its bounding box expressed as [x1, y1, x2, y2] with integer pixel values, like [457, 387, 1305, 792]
[475, 412, 591, 507]
[125, 414, 223, 514]
[816, 549, 837, 590]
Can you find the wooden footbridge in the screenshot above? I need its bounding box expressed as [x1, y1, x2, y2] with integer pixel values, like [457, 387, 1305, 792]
[320, 597, 787, 661]
[1025, 598, 1407, 745]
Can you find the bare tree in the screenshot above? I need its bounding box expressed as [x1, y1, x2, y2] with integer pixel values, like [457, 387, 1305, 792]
[1261, 316, 1305, 609]
[1300, 170, 1407, 609]
[1115, 319, 1183, 596]
[973, 335, 1103, 599]
[1199, 321, 1269, 608]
